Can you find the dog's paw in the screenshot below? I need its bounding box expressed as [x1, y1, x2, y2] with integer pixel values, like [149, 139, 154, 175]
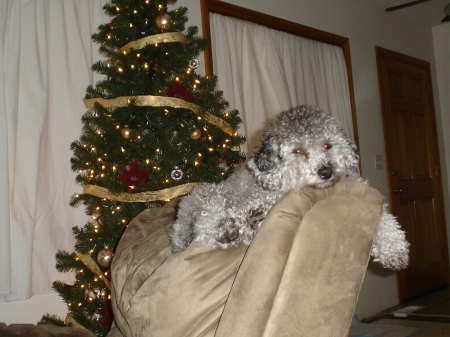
[216, 218, 240, 244]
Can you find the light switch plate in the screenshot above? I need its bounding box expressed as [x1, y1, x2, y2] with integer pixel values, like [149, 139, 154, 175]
[375, 154, 384, 170]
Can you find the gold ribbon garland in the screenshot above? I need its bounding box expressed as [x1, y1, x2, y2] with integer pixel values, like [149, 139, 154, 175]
[76, 252, 112, 290]
[81, 32, 239, 203]
[83, 182, 204, 202]
[65, 313, 88, 329]
[83, 95, 237, 136]
[118, 32, 187, 54]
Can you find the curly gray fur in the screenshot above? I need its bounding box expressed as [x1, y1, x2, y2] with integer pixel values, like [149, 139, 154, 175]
[169, 105, 409, 270]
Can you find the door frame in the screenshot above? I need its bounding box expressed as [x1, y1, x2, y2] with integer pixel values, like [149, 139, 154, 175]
[376, 46, 450, 301]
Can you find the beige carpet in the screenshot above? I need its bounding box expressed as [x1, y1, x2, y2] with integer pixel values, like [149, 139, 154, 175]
[349, 317, 450, 337]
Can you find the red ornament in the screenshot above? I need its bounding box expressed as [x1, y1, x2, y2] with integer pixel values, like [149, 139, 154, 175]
[107, 23, 114, 28]
[116, 161, 150, 192]
[166, 82, 194, 102]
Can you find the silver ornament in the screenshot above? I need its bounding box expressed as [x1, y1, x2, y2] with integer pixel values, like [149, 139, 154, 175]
[189, 58, 199, 69]
[171, 166, 183, 181]
[97, 248, 114, 267]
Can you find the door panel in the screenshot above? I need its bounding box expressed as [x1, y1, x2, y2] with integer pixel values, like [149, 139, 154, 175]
[376, 47, 449, 301]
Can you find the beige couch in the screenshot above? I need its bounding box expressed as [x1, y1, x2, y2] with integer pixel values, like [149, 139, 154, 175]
[107, 179, 384, 337]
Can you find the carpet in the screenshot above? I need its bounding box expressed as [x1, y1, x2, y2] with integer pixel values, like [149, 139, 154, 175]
[349, 316, 427, 337]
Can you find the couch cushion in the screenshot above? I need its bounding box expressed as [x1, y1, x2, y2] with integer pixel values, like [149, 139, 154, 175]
[108, 179, 384, 337]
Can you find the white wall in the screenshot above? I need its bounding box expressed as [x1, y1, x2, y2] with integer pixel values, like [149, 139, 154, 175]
[1, 0, 449, 324]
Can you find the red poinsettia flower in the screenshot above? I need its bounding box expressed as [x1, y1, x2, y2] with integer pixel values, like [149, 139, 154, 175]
[116, 161, 150, 192]
[98, 308, 114, 328]
[166, 82, 194, 102]
[64, 283, 75, 291]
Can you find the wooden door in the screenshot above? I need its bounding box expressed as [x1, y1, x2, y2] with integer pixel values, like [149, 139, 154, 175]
[376, 47, 449, 302]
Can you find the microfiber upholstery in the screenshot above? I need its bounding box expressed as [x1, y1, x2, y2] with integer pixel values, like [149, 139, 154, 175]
[107, 179, 384, 337]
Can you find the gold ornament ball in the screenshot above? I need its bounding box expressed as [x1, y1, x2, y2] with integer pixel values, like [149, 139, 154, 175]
[190, 127, 201, 140]
[155, 13, 173, 30]
[121, 125, 132, 139]
[97, 248, 114, 268]
[103, 59, 115, 68]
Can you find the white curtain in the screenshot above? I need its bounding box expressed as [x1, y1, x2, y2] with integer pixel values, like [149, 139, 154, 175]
[0, 0, 108, 302]
[210, 13, 354, 155]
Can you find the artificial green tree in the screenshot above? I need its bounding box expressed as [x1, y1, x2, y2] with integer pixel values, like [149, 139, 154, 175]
[40, 0, 245, 335]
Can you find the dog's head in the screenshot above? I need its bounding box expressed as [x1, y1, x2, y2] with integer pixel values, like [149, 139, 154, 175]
[248, 105, 360, 192]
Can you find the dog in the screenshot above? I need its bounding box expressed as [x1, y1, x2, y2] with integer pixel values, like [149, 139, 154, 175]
[169, 105, 409, 270]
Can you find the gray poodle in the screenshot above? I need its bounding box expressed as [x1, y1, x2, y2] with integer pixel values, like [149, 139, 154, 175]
[170, 105, 409, 270]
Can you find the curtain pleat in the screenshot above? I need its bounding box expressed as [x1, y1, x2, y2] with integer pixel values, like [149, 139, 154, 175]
[210, 13, 353, 155]
[0, 0, 108, 302]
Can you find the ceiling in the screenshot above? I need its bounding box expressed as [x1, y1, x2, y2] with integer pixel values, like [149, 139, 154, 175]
[365, 0, 450, 27]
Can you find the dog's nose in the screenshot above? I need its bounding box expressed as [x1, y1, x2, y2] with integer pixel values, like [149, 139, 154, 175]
[318, 166, 333, 180]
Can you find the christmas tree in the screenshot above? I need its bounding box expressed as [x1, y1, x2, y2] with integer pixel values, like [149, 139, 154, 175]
[39, 0, 245, 335]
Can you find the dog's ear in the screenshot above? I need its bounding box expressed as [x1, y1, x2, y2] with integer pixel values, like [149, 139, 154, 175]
[250, 138, 278, 172]
[248, 135, 282, 189]
[346, 138, 361, 178]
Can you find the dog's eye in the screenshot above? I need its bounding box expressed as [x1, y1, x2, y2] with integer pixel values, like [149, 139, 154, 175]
[324, 144, 332, 150]
[293, 149, 308, 157]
